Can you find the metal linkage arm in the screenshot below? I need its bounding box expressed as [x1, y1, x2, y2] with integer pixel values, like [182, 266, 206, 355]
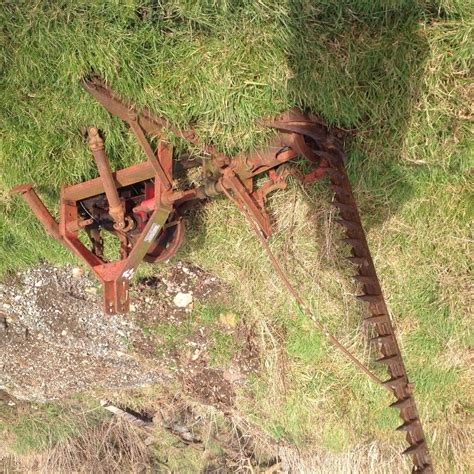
[10, 184, 63, 242]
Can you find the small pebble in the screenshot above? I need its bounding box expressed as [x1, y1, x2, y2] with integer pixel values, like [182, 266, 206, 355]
[173, 292, 193, 308]
[71, 267, 84, 278]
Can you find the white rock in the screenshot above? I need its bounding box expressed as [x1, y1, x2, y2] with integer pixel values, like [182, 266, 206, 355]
[71, 267, 84, 278]
[173, 292, 193, 308]
[61, 330, 67, 336]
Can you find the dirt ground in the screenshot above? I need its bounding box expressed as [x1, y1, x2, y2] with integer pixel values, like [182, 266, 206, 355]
[0, 262, 259, 408]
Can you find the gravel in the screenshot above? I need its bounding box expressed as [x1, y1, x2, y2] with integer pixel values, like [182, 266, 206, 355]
[0, 265, 168, 402]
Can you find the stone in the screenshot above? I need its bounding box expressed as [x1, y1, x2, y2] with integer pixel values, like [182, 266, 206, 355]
[173, 292, 193, 308]
[71, 267, 84, 278]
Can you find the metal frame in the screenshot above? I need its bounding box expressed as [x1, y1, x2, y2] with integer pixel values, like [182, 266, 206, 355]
[11, 81, 328, 314]
[10, 77, 433, 471]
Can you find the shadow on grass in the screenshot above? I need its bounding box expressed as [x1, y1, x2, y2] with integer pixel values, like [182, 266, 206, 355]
[0, 1, 446, 273]
[177, 2, 434, 262]
[283, 1, 431, 230]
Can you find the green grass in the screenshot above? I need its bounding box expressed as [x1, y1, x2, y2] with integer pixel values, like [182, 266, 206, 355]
[10, 403, 80, 454]
[144, 302, 240, 364]
[209, 330, 236, 366]
[194, 301, 233, 325]
[144, 319, 194, 353]
[1, 1, 473, 472]
[0, 398, 106, 455]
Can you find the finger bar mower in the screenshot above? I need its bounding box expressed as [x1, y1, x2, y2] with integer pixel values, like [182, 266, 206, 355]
[11, 77, 327, 314]
[11, 77, 433, 472]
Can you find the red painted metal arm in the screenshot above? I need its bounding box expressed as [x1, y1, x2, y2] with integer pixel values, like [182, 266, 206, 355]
[11, 184, 63, 243]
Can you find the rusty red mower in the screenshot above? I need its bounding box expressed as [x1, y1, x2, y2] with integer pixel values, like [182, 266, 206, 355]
[12, 77, 433, 472]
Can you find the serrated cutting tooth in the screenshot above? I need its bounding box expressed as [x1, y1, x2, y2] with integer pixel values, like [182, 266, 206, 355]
[413, 464, 433, 473]
[333, 202, 357, 214]
[370, 334, 394, 344]
[346, 256, 368, 265]
[375, 354, 401, 367]
[342, 238, 366, 252]
[331, 184, 351, 197]
[402, 441, 427, 457]
[365, 314, 389, 324]
[357, 294, 382, 303]
[336, 218, 360, 231]
[326, 167, 344, 178]
[383, 376, 408, 390]
[397, 419, 420, 432]
[327, 172, 344, 184]
[390, 397, 412, 410]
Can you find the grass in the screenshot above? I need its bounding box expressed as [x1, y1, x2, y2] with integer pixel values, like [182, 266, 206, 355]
[144, 318, 194, 353]
[1, 0, 473, 472]
[209, 330, 236, 366]
[0, 397, 106, 456]
[194, 300, 235, 325]
[143, 300, 240, 362]
[1, 405, 159, 473]
[9, 404, 79, 454]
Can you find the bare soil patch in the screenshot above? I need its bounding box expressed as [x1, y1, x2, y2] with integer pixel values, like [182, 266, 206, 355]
[0, 262, 259, 410]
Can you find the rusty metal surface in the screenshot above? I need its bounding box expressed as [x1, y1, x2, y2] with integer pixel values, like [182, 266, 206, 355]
[87, 127, 126, 230]
[264, 118, 433, 473]
[328, 157, 432, 472]
[11, 78, 432, 471]
[11, 184, 63, 242]
[129, 117, 173, 190]
[63, 161, 155, 201]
